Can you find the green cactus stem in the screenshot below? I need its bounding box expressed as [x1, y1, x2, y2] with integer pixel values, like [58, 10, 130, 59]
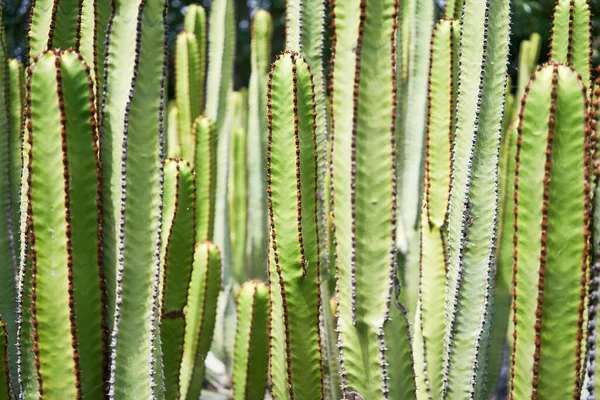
[184, 5, 207, 114]
[442, 0, 510, 397]
[413, 18, 456, 399]
[510, 63, 591, 400]
[0, 17, 20, 396]
[100, 0, 168, 397]
[159, 159, 195, 400]
[230, 126, 248, 284]
[175, 31, 202, 163]
[267, 51, 324, 400]
[167, 101, 180, 158]
[550, 0, 592, 86]
[247, 9, 272, 278]
[193, 116, 217, 244]
[232, 280, 269, 400]
[179, 242, 223, 400]
[330, 0, 415, 398]
[206, 0, 235, 278]
[25, 49, 106, 399]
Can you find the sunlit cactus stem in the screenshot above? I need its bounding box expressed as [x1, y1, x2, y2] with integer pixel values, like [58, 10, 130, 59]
[159, 158, 195, 400]
[267, 51, 324, 400]
[510, 63, 591, 400]
[25, 49, 106, 399]
[232, 280, 269, 400]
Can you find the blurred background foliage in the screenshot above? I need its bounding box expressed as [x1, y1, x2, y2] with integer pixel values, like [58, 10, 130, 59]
[2, 0, 599, 95]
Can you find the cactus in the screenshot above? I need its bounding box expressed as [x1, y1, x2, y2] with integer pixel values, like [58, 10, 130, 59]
[330, 0, 415, 398]
[232, 281, 269, 400]
[206, 0, 235, 277]
[167, 101, 180, 158]
[230, 124, 248, 284]
[175, 31, 202, 163]
[267, 51, 324, 400]
[159, 159, 195, 399]
[183, 5, 207, 114]
[100, 0, 168, 397]
[247, 10, 272, 277]
[413, 18, 456, 399]
[0, 14, 20, 395]
[0, 319, 9, 400]
[24, 49, 105, 399]
[179, 242, 222, 400]
[193, 116, 217, 244]
[442, 0, 510, 398]
[510, 63, 591, 400]
[550, 0, 591, 86]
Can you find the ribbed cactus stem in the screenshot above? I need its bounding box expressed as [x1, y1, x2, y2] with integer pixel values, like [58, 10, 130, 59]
[330, 0, 415, 398]
[510, 63, 591, 400]
[230, 126, 248, 284]
[193, 116, 217, 243]
[442, 0, 510, 397]
[159, 159, 195, 400]
[183, 5, 207, 113]
[25, 49, 106, 399]
[232, 281, 269, 400]
[205, 0, 235, 277]
[247, 9, 272, 277]
[179, 242, 222, 400]
[27, 0, 84, 60]
[100, 0, 168, 398]
[414, 18, 455, 399]
[267, 51, 324, 400]
[550, 0, 592, 86]
[0, 16, 19, 396]
[175, 31, 202, 163]
[166, 101, 180, 158]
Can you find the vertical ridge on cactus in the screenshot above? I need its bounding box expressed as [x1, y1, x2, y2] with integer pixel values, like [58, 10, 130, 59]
[179, 242, 223, 400]
[510, 63, 591, 400]
[267, 51, 324, 400]
[0, 319, 9, 400]
[100, 0, 168, 398]
[550, 0, 592, 86]
[414, 18, 455, 399]
[159, 159, 195, 400]
[442, 0, 510, 397]
[247, 9, 272, 278]
[230, 125, 248, 285]
[232, 280, 269, 400]
[25, 49, 105, 399]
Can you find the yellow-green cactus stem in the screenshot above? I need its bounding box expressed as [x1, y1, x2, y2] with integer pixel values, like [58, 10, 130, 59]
[510, 63, 591, 400]
[232, 281, 269, 400]
[179, 242, 222, 400]
[267, 51, 324, 400]
[159, 159, 195, 399]
[184, 4, 207, 114]
[25, 49, 106, 399]
[193, 116, 217, 244]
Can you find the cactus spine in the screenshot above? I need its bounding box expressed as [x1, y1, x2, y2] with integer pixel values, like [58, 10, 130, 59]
[510, 63, 591, 400]
[267, 51, 324, 400]
[232, 281, 269, 400]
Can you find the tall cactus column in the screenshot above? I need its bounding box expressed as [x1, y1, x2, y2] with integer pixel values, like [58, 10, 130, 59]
[267, 52, 324, 400]
[330, 0, 415, 398]
[99, 0, 168, 397]
[510, 63, 591, 400]
[442, 0, 510, 397]
[24, 50, 105, 399]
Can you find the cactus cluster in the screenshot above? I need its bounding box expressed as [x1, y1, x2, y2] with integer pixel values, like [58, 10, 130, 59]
[0, 0, 597, 399]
